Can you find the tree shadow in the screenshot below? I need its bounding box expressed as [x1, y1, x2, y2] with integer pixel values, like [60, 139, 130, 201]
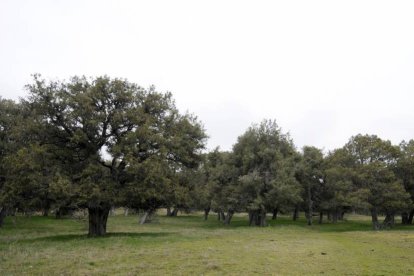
[20, 232, 173, 243]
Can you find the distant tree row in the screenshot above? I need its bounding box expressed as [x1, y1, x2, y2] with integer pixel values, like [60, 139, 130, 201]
[1, 76, 413, 235]
[191, 122, 414, 230]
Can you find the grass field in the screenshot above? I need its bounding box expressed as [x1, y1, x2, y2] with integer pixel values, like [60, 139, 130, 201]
[1, 212, 414, 275]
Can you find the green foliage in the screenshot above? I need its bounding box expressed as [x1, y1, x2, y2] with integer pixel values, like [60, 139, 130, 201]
[232, 120, 302, 224]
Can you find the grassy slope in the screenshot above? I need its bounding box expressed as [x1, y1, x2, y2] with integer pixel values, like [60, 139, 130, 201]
[1, 213, 414, 275]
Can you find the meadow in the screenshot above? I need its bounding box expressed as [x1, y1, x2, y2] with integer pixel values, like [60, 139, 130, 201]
[1, 212, 414, 275]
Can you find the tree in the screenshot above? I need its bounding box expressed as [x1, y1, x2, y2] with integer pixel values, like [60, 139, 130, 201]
[296, 146, 324, 225]
[344, 134, 411, 229]
[322, 148, 358, 223]
[394, 140, 414, 224]
[0, 98, 23, 227]
[232, 120, 302, 226]
[26, 75, 206, 236]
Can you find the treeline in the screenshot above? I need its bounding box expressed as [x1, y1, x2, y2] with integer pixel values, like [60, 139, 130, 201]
[0, 76, 413, 236]
[191, 124, 414, 230]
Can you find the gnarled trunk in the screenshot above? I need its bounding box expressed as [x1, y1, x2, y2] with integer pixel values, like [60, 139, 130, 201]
[204, 208, 210, 220]
[0, 207, 7, 227]
[88, 206, 110, 237]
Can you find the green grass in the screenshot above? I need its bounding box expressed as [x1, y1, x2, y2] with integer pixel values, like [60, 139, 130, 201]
[1, 212, 414, 275]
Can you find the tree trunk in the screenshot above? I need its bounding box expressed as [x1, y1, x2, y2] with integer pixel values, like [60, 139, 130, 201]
[259, 209, 267, 226]
[408, 209, 414, 225]
[224, 210, 234, 225]
[166, 207, 172, 216]
[272, 208, 278, 220]
[383, 212, 395, 228]
[43, 207, 50, 217]
[332, 210, 338, 223]
[171, 208, 179, 217]
[249, 211, 255, 226]
[318, 211, 323, 224]
[0, 207, 7, 227]
[139, 210, 154, 225]
[220, 211, 225, 221]
[293, 207, 299, 221]
[88, 206, 110, 237]
[124, 208, 129, 216]
[402, 212, 409, 224]
[307, 184, 313, 226]
[327, 211, 332, 221]
[371, 208, 380, 230]
[55, 208, 62, 219]
[204, 208, 210, 220]
[338, 210, 345, 221]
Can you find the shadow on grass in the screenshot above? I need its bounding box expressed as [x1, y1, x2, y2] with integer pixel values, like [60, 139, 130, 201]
[20, 232, 173, 243]
[164, 215, 384, 232]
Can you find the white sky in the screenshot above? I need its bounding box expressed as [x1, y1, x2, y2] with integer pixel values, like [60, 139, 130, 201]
[1, 0, 414, 152]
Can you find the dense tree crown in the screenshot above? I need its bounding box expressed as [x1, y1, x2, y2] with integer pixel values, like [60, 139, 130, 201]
[1, 76, 413, 233]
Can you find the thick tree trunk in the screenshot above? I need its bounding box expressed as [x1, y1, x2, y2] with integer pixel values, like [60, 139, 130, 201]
[318, 211, 323, 224]
[88, 206, 110, 237]
[272, 208, 278, 220]
[250, 210, 267, 226]
[0, 207, 7, 227]
[371, 208, 380, 230]
[224, 210, 234, 225]
[124, 208, 129, 216]
[204, 208, 210, 220]
[293, 207, 299, 221]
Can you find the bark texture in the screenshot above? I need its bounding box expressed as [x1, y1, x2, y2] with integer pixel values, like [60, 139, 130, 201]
[88, 206, 110, 237]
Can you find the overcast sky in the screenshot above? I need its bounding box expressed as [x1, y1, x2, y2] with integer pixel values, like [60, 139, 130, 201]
[1, 0, 414, 152]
